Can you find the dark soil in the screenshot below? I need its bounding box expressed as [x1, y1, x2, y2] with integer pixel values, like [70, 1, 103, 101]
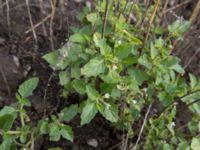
[0, 0, 199, 149]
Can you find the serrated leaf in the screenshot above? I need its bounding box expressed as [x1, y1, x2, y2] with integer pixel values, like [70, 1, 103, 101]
[138, 54, 152, 69]
[81, 102, 97, 125]
[59, 71, 70, 86]
[86, 13, 97, 25]
[100, 68, 120, 84]
[81, 58, 105, 77]
[69, 33, 86, 43]
[42, 51, 59, 67]
[0, 115, 15, 131]
[189, 73, 198, 89]
[72, 79, 86, 95]
[86, 85, 99, 101]
[60, 125, 74, 142]
[49, 123, 61, 141]
[93, 32, 111, 56]
[150, 42, 158, 59]
[98, 102, 119, 123]
[18, 77, 39, 98]
[191, 137, 200, 150]
[38, 120, 49, 134]
[128, 68, 148, 85]
[62, 104, 78, 122]
[114, 44, 138, 60]
[172, 64, 185, 75]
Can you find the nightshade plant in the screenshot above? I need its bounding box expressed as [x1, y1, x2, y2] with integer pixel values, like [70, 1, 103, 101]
[1, 0, 200, 149]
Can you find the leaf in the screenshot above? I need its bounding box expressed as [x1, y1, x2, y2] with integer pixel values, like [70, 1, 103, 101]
[168, 21, 190, 37]
[72, 79, 86, 95]
[0, 106, 17, 131]
[86, 13, 98, 25]
[49, 123, 61, 141]
[138, 54, 152, 69]
[150, 42, 158, 59]
[128, 68, 148, 85]
[48, 148, 62, 150]
[62, 104, 78, 122]
[42, 51, 59, 67]
[100, 68, 121, 84]
[80, 102, 98, 125]
[81, 58, 105, 77]
[114, 44, 138, 60]
[69, 33, 86, 44]
[0, 115, 15, 131]
[189, 73, 198, 89]
[93, 32, 111, 56]
[86, 85, 99, 101]
[172, 64, 185, 75]
[18, 77, 39, 98]
[59, 71, 70, 86]
[98, 102, 119, 123]
[60, 125, 74, 142]
[38, 120, 49, 134]
[191, 137, 200, 150]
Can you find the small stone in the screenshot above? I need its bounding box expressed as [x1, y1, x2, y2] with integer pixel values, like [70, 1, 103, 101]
[87, 138, 98, 148]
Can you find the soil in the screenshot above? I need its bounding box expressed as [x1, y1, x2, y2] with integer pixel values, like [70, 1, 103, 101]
[0, 0, 199, 150]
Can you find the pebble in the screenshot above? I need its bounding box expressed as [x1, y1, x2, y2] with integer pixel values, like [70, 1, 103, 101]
[87, 138, 98, 148]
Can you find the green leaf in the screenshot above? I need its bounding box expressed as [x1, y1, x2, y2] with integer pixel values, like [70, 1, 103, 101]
[59, 71, 70, 86]
[150, 42, 158, 59]
[114, 44, 138, 60]
[98, 102, 119, 123]
[69, 33, 86, 44]
[168, 21, 190, 37]
[0, 106, 17, 131]
[0, 115, 15, 131]
[189, 73, 198, 89]
[81, 58, 105, 77]
[138, 54, 152, 69]
[93, 32, 111, 56]
[49, 123, 61, 141]
[101, 68, 121, 84]
[86, 85, 100, 101]
[42, 51, 59, 67]
[20, 125, 30, 143]
[172, 64, 185, 75]
[62, 104, 78, 122]
[86, 13, 98, 25]
[38, 120, 49, 134]
[18, 77, 39, 98]
[191, 137, 200, 150]
[72, 79, 86, 95]
[81, 102, 97, 125]
[60, 125, 74, 142]
[128, 68, 148, 85]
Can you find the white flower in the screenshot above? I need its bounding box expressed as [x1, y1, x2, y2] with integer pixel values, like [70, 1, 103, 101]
[113, 65, 117, 70]
[104, 93, 110, 99]
[132, 100, 137, 104]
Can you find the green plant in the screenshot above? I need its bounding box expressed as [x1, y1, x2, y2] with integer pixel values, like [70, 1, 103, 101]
[0, 78, 75, 149]
[1, 0, 200, 149]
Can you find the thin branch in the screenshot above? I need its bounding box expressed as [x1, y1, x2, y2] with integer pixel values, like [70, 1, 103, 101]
[25, 0, 38, 49]
[25, 14, 51, 34]
[6, 0, 10, 33]
[101, 0, 109, 39]
[133, 102, 153, 150]
[184, 48, 200, 69]
[0, 68, 11, 96]
[49, 0, 56, 50]
[143, 0, 161, 47]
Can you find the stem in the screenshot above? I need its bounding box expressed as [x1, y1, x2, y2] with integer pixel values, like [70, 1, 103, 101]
[101, 0, 109, 39]
[20, 106, 25, 127]
[143, 0, 161, 47]
[133, 102, 153, 150]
